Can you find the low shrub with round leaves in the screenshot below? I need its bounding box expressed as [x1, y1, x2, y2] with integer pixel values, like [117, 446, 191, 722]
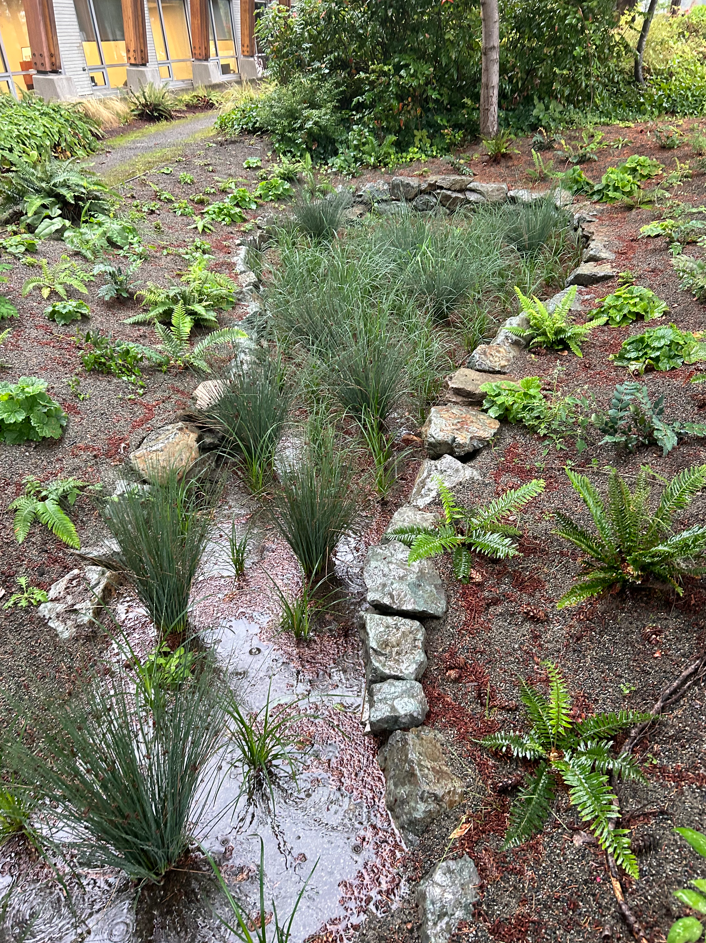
[44, 299, 90, 326]
[0, 376, 67, 443]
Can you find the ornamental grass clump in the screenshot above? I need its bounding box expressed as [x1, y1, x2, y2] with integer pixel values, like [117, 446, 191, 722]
[102, 470, 217, 636]
[269, 434, 359, 578]
[10, 664, 225, 883]
[555, 465, 706, 608]
[482, 662, 650, 878]
[495, 197, 573, 257]
[292, 191, 351, 240]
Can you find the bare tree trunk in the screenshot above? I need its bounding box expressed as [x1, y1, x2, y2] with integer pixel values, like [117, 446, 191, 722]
[635, 0, 659, 85]
[480, 0, 499, 137]
[670, 0, 681, 14]
[616, 0, 638, 16]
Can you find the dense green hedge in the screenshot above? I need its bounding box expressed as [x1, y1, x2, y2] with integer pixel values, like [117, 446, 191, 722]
[0, 95, 100, 168]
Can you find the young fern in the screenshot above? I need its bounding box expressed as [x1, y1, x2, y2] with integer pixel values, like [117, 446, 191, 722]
[8, 475, 91, 549]
[482, 662, 651, 879]
[555, 465, 706, 608]
[152, 301, 247, 371]
[507, 285, 603, 357]
[390, 477, 545, 581]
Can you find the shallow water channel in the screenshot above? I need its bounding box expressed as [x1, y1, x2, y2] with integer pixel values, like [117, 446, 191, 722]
[0, 482, 406, 943]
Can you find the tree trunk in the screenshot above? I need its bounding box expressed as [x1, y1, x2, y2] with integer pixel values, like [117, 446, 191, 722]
[480, 0, 500, 137]
[670, 0, 681, 14]
[635, 0, 659, 85]
[616, 0, 638, 16]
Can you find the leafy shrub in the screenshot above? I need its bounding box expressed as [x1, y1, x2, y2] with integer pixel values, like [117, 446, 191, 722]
[673, 253, 706, 301]
[9, 475, 89, 549]
[269, 435, 359, 578]
[103, 471, 218, 635]
[63, 216, 141, 260]
[654, 125, 683, 149]
[509, 285, 601, 356]
[22, 257, 93, 301]
[0, 377, 66, 443]
[592, 282, 668, 325]
[0, 293, 18, 321]
[483, 130, 517, 162]
[482, 662, 649, 877]
[80, 330, 156, 384]
[669, 828, 706, 943]
[0, 96, 100, 167]
[130, 263, 235, 327]
[593, 381, 706, 455]
[0, 159, 111, 236]
[612, 324, 706, 373]
[482, 376, 583, 447]
[128, 83, 174, 122]
[44, 299, 90, 325]
[202, 192, 253, 225]
[11, 662, 225, 882]
[217, 185, 258, 209]
[1, 233, 38, 257]
[254, 178, 295, 202]
[206, 357, 292, 491]
[555, 465, 706, 607]
[391, 478, 544, 580]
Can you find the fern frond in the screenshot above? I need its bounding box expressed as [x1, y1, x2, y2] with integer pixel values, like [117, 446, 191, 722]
[647, 464, 706, 541]
[35, 500, 80, 549]
[566, 470, 615, 549]
[407, 529, 463, 563]
[544, 661, 572, 741]
[607, 469, 641, 554]
[518, 679, 553, 745]
[571, 742, 647, 783]
[191, 327, 248, 359]
[556, 758, 639, 879]
[436, 477, 464, 525]
[553, 512, 612, 561]
[170, 301, 193, 346]
[639, 526, 706, 567]
[124, 310, 157, 325]
[469, 479, 545, 529]
[387, 525, 437, 547]
[453, 545, 473, 582]
[503, 764, 556, 849]
[556, 570, 621, 609]
[9, 496, 38, 544]
[481, 731, 546, 760]
[466, 529, 520, 559]
[573, 711, 652, 740]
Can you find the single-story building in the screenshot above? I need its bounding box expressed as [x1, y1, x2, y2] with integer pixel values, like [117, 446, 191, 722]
[0, 0, 282, 99]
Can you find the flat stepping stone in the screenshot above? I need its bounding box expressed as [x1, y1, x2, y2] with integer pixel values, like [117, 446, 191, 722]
[378, 727, 464, 840]
[418, 856, 481, 943]
[421, 405, 499, 459]
[408, 454, 482, 509]
[466, 344, 514, 373]
[363, 613, 427, 684]
[364, 542, 447, 618]
[567, 262, 617, 286]
[445, 368, 519, 405]
[369, 679, 428, 734]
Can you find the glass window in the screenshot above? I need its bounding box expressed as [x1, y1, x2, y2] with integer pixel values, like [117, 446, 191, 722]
[73, 0, 102, 67]
[94, 0, 124, 42]
[161, 0, 191, 61]
[211, 0, 237, 73]
[0, 0, 30, 74]
[147, 0, 168, 61]
[89, 69, 106, 86]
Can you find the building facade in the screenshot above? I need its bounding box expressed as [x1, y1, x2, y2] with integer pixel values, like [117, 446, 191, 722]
[0, 0, 281, 99]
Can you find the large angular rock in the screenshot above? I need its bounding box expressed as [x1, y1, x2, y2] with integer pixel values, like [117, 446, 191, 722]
[39, 567, 118, 640]
[363, 613, 427, 684]
[378, 726, 464, 840]
[431, 175, 472, 192]
[437, 190, 466, 211]
[566, 262, 617, 286]
[464, 192, 487, 206]
[421, 405, 499, 459]
[466, 344, 514, 373]
[364, 542, 446, 618]
[491, 313, 530, 349]
[583, 240, 615, 263]
[385, 506, 437, 537]
[445, 367, 519, 405]
[408, 454, 482, 509]
[358, 181, 390, 205]
[545, 286, 582, 314]
[369, 679, 428, 734]
[130, 422, 200, 484]
[467, 182, 507, 203]
[412, 193, 438, 213]
[418, 857, 481, 943]
[390, 176, 421, 201]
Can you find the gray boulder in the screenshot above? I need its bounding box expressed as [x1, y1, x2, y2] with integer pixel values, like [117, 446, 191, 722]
[378, 726, 464, 840]
[445, 367, 519, 405]
[467, 182, 507, 203]
[466, 344, 514, 373]
[358, 181, 391, 205]
[417, 856, 481, 943]
[491, 313, 530, 349]
[74, 538, 122, 571]
[369, 679, 428, 734]
[385, 505, 437, 537]
[437, 190, 466, 211]
[364, 542, 446, 618]
[390, 176, 421, 201]
[545, 286, 582, 314]
[583, 240, 615, 263]
[412, 193, 438, 213]
[408, 454, 482, 509]
[130, 422, 200, 484]
[363, 613, 427, 684]
[39, 567, 118, 640]
[421, 405, 499, 459]
[431, 174, 472, 191]
[566, 262, 617, 286]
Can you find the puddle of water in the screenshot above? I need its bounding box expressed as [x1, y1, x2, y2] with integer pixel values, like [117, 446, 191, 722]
[0, 486, 406, 943]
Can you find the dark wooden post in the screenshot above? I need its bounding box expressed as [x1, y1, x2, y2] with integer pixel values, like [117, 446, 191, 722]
[240, 0, 254, 56]
[190, 0, 210, 60]
[121, 0, 149, 65]
[24, 0, 61, 73]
